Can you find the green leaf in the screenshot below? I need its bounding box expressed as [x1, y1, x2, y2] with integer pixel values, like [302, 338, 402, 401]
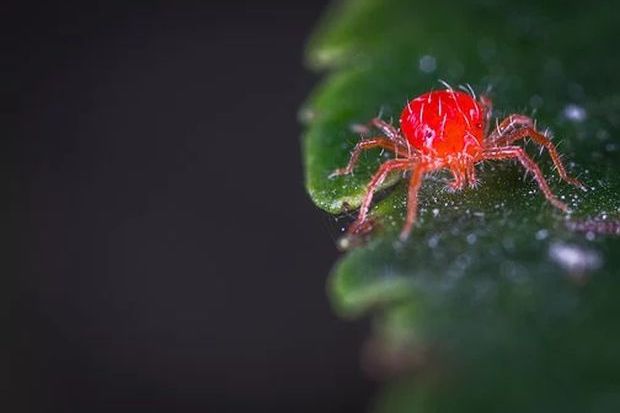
[301, 0, 620, 411]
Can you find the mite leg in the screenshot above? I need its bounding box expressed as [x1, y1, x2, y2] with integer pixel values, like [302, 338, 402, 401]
[478, 94, 494, 135]
[329, 137, 406, 178]
[351, 117, 400, 139]
[483, 146, 569, 211]
[487, 114, 533, 143]
[466, 163, 479, 188]
[370, 118, 401, 141]
[491, 115, 584, 189]
[447, 160, 476, 190]
[352, 117, 407, 148]
[372, 118, 412, 155]
[348, 159, 413, 234]
[400, 164, 427, 241]
[447, 168, 466, 191]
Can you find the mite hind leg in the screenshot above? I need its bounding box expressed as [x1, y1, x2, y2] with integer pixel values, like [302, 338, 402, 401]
[330, 137, 406, 178]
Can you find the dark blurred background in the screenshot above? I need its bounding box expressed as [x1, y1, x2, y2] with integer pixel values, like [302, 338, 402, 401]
[5, 1, 375, 412]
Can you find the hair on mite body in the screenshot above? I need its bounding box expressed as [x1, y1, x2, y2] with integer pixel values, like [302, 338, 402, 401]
[330, 82, 585, 243]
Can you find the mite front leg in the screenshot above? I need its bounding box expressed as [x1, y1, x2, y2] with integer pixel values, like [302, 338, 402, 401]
[487, 114, 533, 143]
[491, 115, 585, 189]
[483, 146, 569, 211]
[447, 161, 476, 191]
[447, 169, 466, 192]
[348, 159, 413, 235]
[466, 164, 479, 188]
[400, 165, 427, 241]
[329, 137, 405, 178]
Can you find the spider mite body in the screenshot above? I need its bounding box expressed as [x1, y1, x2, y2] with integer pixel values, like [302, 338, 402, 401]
[400, 90, 486, 157]
[331, 86, 585, 242]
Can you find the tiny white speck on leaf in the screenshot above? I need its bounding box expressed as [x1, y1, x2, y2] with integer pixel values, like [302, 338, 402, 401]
[427, 235, 439, 248]
[535, 229, 549, 240]
[419, 55, 437, 73]
[562, 104, 587, 122]
[549, 242, 602, 278]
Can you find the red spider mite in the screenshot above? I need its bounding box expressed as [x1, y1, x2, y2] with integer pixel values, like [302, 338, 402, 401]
[330, 83, 585, 242]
